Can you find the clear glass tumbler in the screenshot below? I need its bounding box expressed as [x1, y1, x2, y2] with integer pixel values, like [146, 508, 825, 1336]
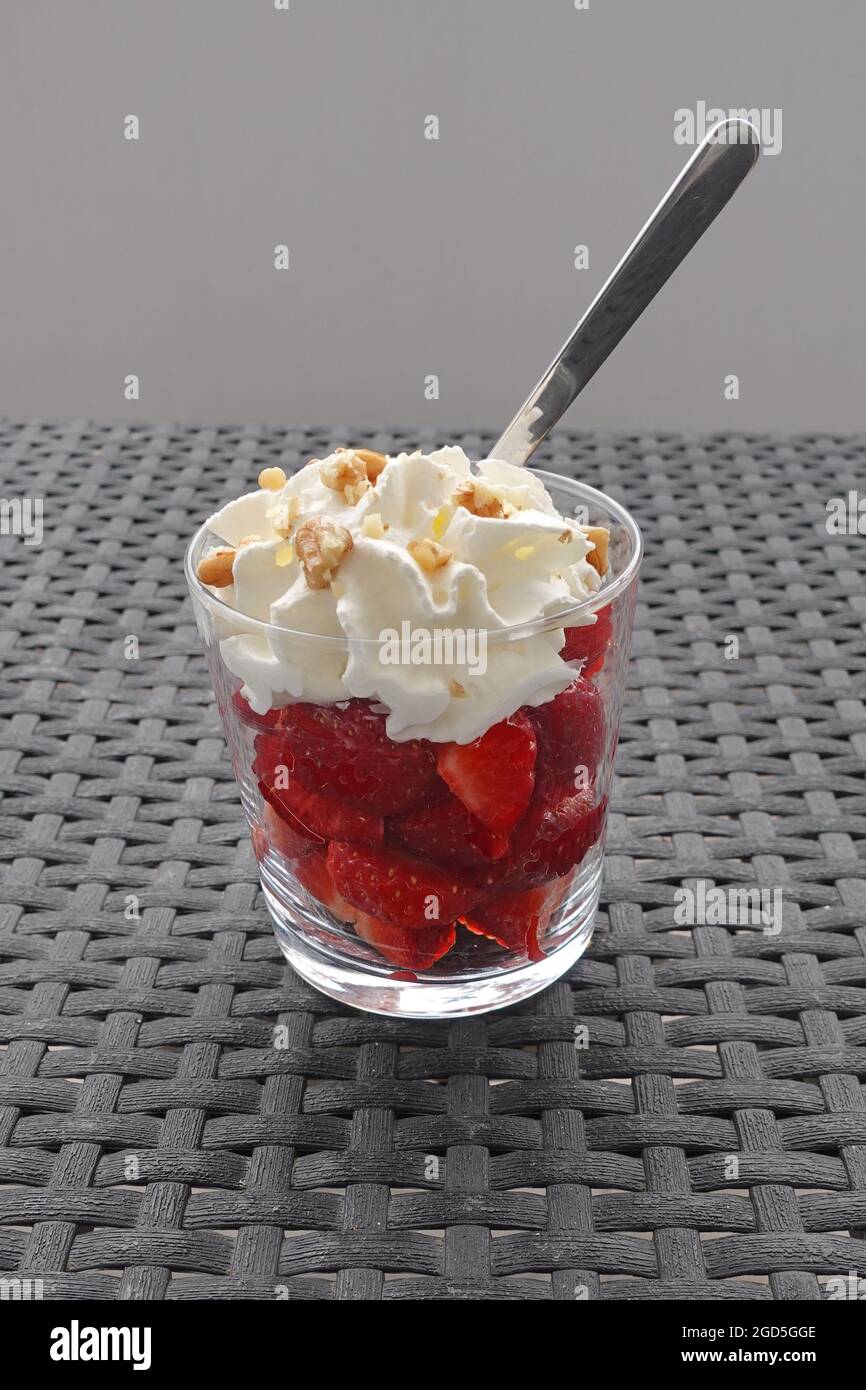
[185, 471, 641, 1017]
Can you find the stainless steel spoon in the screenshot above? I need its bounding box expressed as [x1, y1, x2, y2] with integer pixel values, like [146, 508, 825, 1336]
[492, 117, 761, 466]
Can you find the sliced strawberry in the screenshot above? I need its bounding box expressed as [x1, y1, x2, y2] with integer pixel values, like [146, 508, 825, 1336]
[260, 791, 323, 861]
[278, 700, 438, 814]
[327, 841, 485, 929]
[289, 781, 383, 847]
[561, 603, 613, 676]
[506, 789, 607, 886]
[296, 850, 358, 923]
[464, 876, 569, 961]
[263, 772, 383, 849]
[354, 911, 456, 970]
[528, 678, 606, 797]
[252, 729, 293, 786]
[392, 792, 509, 867]
[253, 724, 384, 847]
[437, 712, 536, 834]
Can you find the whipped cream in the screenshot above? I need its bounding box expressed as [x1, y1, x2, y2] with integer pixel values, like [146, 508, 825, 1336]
[200, 446, 604, 743]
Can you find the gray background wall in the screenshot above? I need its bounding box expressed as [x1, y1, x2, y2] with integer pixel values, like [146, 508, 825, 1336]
[2, 0, 863, 433]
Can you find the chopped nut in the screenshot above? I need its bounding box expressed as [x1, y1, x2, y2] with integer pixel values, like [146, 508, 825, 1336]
[320, 450, 371, 505]
[197, 547, 236, 587]
[355, 448, 388, 482]
[238, 534, 260, 547]
[408, 537, 453, 573]
[449, 679, 467, 698]
[582, 524, 610, 576]
[346, 476, 371, 505]
[275, 541, 294, 567]
[320, 450, 364, 489]
[295, 516, 354, 590]
[258, 466, 287, 491]
[453, 479, 506, 519]
[267, 493, 300, 537]
[361, 512, 387, 540]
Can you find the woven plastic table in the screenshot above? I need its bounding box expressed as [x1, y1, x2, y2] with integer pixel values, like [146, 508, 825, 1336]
[1, 418, 865, 1302]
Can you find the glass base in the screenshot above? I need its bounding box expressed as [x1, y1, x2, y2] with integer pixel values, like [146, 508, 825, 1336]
[262, 860, 601, 1019]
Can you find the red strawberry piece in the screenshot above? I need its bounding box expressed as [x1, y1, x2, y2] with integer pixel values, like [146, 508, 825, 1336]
[278, 700, 438, 814]
[253, 724, 384, 847]
[437, 711, 537, 834]
[287, 781, 384, 847]
[260, 798, 321, 863]
[354, 911, 456, 970]
[392, 792, 509, 867]
[327, 841, 484, 930]
[463, 876, 569, 961]
[252, 729, 293, 785]
[264, 772, 383, 848]
[295, 849, 358, 923]
[561, 603, 613, 676]
[528, 678, 606, 797]
[506, 789, 607, 887]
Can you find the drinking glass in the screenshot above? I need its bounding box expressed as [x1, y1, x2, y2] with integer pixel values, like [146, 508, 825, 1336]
[185, 471, 641, 1017]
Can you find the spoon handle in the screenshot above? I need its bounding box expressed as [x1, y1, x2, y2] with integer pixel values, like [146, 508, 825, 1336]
[492, 118, 760, 467]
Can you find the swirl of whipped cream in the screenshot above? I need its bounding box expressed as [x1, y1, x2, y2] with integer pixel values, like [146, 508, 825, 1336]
[201, 446, 603, 743]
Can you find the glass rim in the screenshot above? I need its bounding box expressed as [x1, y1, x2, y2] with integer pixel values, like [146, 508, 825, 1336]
[184, 466, 643, 649]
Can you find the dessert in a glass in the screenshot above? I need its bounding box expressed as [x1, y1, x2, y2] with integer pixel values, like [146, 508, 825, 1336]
[185, 446, 641, 1017]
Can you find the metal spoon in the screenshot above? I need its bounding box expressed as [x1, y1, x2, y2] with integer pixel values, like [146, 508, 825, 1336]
[492, 118, 761, 466]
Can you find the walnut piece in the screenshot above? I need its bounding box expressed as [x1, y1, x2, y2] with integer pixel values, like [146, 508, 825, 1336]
[295, 516, 354, 590]
[408, 537, 452, 573]
[453, 479, 508, 519]
[321, 448, 389, 503]
[320, 450, 370, 506]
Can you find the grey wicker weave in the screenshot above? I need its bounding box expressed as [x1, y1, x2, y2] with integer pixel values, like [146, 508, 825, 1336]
[0, 418, 864, 1301]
